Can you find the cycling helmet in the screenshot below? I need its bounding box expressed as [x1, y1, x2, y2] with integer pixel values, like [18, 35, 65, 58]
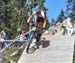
[36, 9, 41, 14]
[17, 28, 21, 32]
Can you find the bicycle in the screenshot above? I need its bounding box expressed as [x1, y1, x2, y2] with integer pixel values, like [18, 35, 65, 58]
[25, 25, 37, 53]
[25, 22, 44, 53]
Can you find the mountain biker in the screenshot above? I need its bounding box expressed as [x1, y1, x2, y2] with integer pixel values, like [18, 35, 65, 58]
[27, 9, 46, 29]
[27, 9, 47, 48]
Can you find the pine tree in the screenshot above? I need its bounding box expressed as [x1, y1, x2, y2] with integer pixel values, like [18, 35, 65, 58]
[66, 0, 75, 19]
[51, 18, 55, 26]
[56, 9, 65, 23]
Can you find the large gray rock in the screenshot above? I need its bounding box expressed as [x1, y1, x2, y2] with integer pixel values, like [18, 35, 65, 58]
[18, 35, 75, 63]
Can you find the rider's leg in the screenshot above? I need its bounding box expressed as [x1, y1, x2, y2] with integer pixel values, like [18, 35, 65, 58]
[33, 32, 39, 49]
[35, 30, 42, 49]
[34, 18, 44, 49]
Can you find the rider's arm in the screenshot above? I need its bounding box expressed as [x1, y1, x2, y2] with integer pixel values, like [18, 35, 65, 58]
[27, 12, 36, 23]
[43, 18, 47, 29]
[41, 11, 47, 29]
[27, 15, 33, 23]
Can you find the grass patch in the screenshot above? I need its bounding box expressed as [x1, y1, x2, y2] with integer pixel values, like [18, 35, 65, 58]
[0, 46, 24, 63]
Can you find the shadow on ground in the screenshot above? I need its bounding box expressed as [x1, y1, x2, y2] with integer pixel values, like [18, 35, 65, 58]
[41, 40, 50, 48]
[25, 40, 50, 54]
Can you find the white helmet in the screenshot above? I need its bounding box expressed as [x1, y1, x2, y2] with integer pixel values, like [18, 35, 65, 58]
[17, 28, 21, 32]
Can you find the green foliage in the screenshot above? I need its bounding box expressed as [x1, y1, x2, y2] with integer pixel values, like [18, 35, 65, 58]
[51, 18, 55, 26]
[45, 18, 50, 29]
[0, 0, 48, 39]
[66, 0, 75, 19]
[56, 9, 65, 23]
[66, 0, 73, 3]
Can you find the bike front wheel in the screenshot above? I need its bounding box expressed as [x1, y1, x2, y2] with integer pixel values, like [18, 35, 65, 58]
[26, 35, 36, 53]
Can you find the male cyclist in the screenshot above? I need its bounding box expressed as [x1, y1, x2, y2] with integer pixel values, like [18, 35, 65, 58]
[27, 9, 47, 48]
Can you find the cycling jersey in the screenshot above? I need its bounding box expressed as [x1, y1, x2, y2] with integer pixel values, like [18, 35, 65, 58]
[27, 9, 46, 29]
[32, 10, 45, 27]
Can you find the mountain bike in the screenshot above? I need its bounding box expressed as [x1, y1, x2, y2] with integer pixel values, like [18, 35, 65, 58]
[25, 22, 44, 53]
